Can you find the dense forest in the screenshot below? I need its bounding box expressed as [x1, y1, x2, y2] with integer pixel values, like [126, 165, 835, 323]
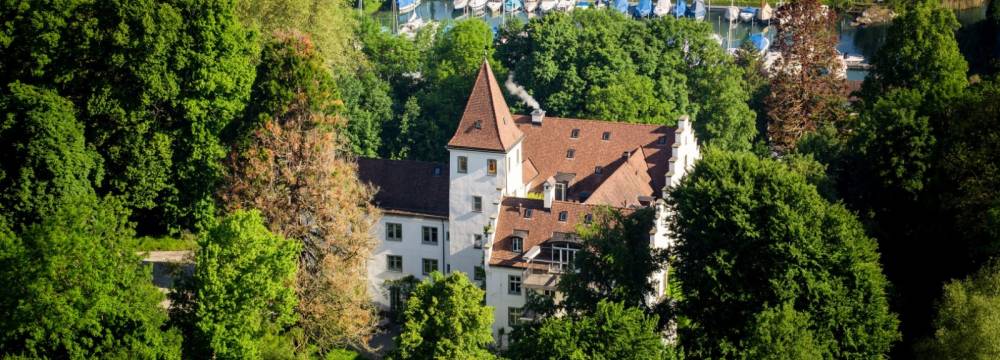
[1, 0, 998, 358]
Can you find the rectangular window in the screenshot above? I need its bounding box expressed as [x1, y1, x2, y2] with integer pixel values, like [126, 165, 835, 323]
[558, 211, 568, 222]
[602, 131, 611, 141]
[457, 156, 468, 173]
[570, 129, 580, 138]
[422, 258, 439, 275]
[473, 196, 483, 212]
[523, 208, 533, 219]
[422, 226, 438, 245]
[387, 255, 403, 272]
[566, 149, 575, 159]
[554, 182, 567, 201]
[487, 159, 497, 176]
[474, 266, 485, 281]
[386, 223, 402, 242]
[474, 234, 484, 249]
[508, 275, 522, 295]
[512, 237, 523, 253]
[508, 307, 524, 327]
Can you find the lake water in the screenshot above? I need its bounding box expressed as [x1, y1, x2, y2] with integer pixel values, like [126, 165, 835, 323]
[376, 2, 988, 80]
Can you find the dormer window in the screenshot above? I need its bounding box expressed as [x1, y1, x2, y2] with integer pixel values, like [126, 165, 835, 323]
[524, 208, 533, 218]
[558, 211, 568, 222]
[658, 136, 668, 145]
[570, 129, 580, 138]
[602, 131, 611, 141]
[566, 149, 575, 159]
[554, 182, 567, 201]
[622, 151, 629, 159]
[511, 236, 523, 253]
[595, 166, 603, 175]
[474, 120, 482, 129]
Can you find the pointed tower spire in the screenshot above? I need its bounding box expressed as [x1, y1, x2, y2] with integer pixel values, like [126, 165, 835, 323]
[447, 60, 525, 152]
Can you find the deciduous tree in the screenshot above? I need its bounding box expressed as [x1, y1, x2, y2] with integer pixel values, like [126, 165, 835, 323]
[169, 210, 300, 359]
[765, 0, 846, 153]
[669, 150, 898, 358]
[394, 272, 495, 360]
[0, 83, 102, 228]
[0, 197, 181, 358]
[222, 31, 379, 350]
[917, 261, 1000, 360]
[507, 300, 668, 360]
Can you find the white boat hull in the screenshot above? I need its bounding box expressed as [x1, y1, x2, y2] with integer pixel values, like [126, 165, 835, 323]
[454, 0, 469, 9]
[557, 0, 574, 10]
[487, 0, 502, 12]
[723, 6, 738, 21]
[654, 0, 671, 16]
[399, 0, 421, 13]
[470, 0, 488, 10]
[739, 12, 753, 22]
[525, 0, 539, 11]
[540, 0, 557, 11]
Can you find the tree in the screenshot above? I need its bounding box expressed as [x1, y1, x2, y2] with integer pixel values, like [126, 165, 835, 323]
[234, 0, 362, 71]
[497, 11, 755, 151]
[507, 300, 667, 360]
[917, 261, 1000, 360]
[0, 82, 102, 228]
[853, 88, 935, 202]
[221, 31, 379, 350]
[0, 197, 181, 358]
[669, 150, 898, 358]
[558, 207, 667, 317]
[394, 272, 495, 360]
[864, 0, 968, 112]
[0, 0, 257, 233]
[734, 40, 771, 146]
[765, 0, 847, 153]
[169, 210, 300, 359]
[741, 303, 824, 360]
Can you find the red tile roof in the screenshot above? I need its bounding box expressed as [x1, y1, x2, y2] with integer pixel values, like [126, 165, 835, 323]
[513, 115, 674, 202]
[447, 61, 525, 152]
[356, 158, 449, 218]
[490, 198, 635, 268]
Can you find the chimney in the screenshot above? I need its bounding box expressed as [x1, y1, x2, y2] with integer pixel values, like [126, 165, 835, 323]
[531, 109, 545, 125]
[542, 180, 554, 209]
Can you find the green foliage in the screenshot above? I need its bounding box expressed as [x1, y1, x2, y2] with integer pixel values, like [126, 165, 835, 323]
[0, 197, 181, 358]
[338, 69, 393, 157]
[234, 0, 361, 71]
[866, 0, 968, 111]
[507, 300, 667, 360]
[558, 207, 667, 316]
[135, 233, 199, 251]
[498, 10, 755, 151]
[855, 88, 935, 200]
[170, 210, 300, 359]
[394, 272, 495, 360]
[917, 261, 1000, 359]
[741, 303, 823, 360]
[0, 0, 257, 233]
[669, 150, 899, 359]
[0, 82, 101, 228]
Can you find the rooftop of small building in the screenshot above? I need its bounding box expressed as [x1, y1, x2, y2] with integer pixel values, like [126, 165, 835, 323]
[356, 157, 449, 218]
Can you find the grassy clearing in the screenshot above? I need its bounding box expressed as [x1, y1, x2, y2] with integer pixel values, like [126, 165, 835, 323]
[136, 233, 198, 251]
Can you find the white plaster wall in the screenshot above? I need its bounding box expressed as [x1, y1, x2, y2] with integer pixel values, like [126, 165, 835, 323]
[448, 148, 507, 279]
[367, 213, 449, 310]
[504, 142, 525, 197]
[484, 266, 527, 342]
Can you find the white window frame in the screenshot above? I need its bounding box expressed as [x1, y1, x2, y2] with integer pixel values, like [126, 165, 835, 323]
[554, 182, 567, 201]
[508, 307, 524, 327]
[508, 275, 522, 295]
[473, 196, 483, 212]
[457, 156, 468, 173]
[422, 258, 439, 275]
[386, 223, 402, 242]
[511, 236, 523, 253]
[421, 226, 438, 245]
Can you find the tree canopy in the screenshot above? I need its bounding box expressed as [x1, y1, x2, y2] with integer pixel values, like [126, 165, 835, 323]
[0, 82, 102, 228]
[394, 272, 495, 360]
[497, 10, 755, 151]
[917, 261, 1000, 360]
[669, 150, 899, 358]
[170, 210, 300, 359]
[507, 300, 668, 360]
[0, 197, 181, 358]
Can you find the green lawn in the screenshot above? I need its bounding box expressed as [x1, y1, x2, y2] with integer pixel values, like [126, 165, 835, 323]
[136, 233, 198, 251]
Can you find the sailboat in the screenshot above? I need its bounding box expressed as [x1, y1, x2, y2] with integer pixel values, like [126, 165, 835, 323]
[557, 0, 575, 11]
[525, 0, 539, 11]
[470, 0, 488, 11]
[487, 0, 502, 13]
[686, 0, 705, 20]
[757, 0, 773, 21]
[636, 0, 652, 17]
[398, 0, 421, 13]
[539, 0, 557, 11]
[673, 0, 686, 18]
[454, 0, 469, 10]
[723, 5, 738, 21]
[653, 0, 671, 17]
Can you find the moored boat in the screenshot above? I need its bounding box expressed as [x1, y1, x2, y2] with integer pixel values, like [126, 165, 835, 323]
[635, 0, 652, 17]
[487, 0, 502, 12]
[539, 0, 557, 11]
[739, 7, 756, 22]
[723, 5, 738, 21]
[757, 1, 773, 21]
[686, 0, 705, 20]
[653, 0, 671, 17]
[673, 0, 686, 18]
[470, 0, 488, 10]
[557, 0, 574, 11]
[525, 0, 539, 12]
[454, 0, 469, 9]
[398, 0, 421, 13]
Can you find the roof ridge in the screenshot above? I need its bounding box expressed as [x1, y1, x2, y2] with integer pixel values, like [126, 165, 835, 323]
[512, 114, 674, 130]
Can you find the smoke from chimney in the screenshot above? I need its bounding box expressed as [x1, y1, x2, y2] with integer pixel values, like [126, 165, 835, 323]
[505, 74, 540, 110]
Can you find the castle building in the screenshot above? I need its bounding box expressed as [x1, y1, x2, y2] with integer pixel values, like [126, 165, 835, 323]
[357, 60, 700, 343]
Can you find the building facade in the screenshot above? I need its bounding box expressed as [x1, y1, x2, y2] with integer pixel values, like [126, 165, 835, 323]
[357, 60, 700, 344]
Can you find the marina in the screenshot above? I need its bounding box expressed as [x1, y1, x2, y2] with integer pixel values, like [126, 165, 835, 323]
[376, 1, 990, 80]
